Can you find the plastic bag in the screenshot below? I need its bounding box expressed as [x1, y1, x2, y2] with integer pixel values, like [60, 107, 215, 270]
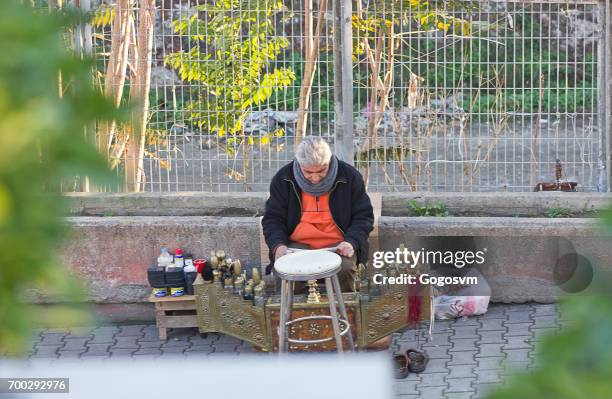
[434, 295, 490, 320]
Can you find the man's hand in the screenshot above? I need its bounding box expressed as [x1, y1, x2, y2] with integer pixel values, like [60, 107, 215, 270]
[336, 241, 354, 257]
[274, 245, 290, 260]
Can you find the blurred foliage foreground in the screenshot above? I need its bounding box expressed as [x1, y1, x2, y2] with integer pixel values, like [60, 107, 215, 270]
[0, 1, 120, 353]
[488, 212, 612, 399]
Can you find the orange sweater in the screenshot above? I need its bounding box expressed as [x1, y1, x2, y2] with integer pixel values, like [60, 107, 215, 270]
[289, 192, 344, 249]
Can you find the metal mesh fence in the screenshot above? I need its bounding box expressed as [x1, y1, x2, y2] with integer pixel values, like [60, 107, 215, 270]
[353, 0, 604, 192]
[67, 0, 610, 192]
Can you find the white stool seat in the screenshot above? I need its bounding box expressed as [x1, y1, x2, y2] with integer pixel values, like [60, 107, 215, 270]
[274, 250, 342, 280]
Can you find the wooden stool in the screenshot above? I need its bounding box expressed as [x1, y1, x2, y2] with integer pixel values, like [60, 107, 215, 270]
[148, 294, 198, 340]
[274, 250, 355, 355]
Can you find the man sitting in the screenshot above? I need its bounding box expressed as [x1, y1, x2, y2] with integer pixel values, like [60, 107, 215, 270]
[262, 136, 374, 293]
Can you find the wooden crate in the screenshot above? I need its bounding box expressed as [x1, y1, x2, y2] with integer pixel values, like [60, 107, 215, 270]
[148, 293, 198, 340]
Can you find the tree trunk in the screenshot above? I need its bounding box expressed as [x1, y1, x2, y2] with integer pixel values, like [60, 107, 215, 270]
[109, 15, 138, 171]
[295, 0, 327, 150]
[99, 0, 132, 158]
[363, 25, 394, 152]
[354, 1, 396, 186]
[125, 0, 154, 192]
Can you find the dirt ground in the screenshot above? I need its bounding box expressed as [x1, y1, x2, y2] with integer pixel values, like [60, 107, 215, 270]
[142, 116, 603, 193]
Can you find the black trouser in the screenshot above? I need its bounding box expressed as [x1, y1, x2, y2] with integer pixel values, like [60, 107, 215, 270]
[273, 241, 357, 294]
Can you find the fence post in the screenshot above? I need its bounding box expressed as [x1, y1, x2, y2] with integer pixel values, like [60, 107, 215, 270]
[76, 0, 95, 192]
[599, 0, 611, 191]
[607, 0, 612, 192]
[332, 0, 354, 165]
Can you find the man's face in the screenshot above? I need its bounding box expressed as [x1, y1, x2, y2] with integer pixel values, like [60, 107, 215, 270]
[300, 163, 329, 185]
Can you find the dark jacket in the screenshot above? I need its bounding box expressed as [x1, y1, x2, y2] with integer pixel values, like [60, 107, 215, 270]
[262, 159, 374, 273]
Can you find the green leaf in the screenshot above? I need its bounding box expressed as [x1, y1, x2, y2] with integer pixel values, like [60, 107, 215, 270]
[0, 1, 120, 353]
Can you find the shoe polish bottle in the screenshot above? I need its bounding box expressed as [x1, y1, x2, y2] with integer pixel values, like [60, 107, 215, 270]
[157, 247, 173, 269]
[174, 248, 185, 267]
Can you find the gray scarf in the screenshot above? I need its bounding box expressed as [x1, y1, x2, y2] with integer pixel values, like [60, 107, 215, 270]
[293, 155, 338, 196]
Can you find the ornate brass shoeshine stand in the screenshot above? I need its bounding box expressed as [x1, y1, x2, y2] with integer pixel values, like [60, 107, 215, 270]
[194, 248, 430, 351]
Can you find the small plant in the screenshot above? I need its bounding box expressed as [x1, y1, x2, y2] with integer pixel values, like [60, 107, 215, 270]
[408, 200, 449, 217]
[545, 208, 571, 218]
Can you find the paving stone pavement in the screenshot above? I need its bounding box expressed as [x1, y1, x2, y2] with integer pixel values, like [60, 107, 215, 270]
[6, 303, 565, 399]
[391, 303, 564, 399]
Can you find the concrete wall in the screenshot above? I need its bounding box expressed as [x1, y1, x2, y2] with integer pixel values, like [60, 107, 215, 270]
[54, 193, 612, 322]
[377, 217, 610, 303]
[54, 216, 610, 313]
[66, 192, 610, 217]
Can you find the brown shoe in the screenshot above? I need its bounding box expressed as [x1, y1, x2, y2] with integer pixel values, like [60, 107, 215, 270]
[405, 348, 429, 373]
[365, 335, 392, 351]
[393, 354, 409, 379]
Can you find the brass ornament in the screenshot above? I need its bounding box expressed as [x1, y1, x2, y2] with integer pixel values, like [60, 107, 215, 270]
[252, 268, 261, 286]
[306, 280, 321, 303]
[193, 253, 431, 352]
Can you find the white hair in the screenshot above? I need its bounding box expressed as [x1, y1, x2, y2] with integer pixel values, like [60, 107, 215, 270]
[295, 137, 332, 166]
